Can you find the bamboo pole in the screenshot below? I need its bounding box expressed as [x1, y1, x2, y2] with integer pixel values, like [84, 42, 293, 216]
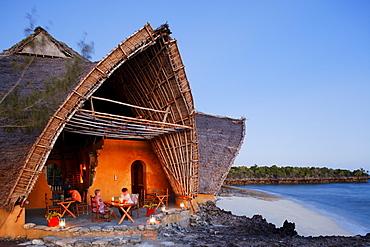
[70, 113, 176, 134]
[91, 96, 168, 114]
[78, 109, 190, 129]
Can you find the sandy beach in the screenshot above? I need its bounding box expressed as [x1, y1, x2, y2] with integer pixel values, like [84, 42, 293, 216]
[216, 186, 353, 237]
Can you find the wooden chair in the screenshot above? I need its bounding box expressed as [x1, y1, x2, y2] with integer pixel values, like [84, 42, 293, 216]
[90, 195, 98, 222]
[76, 190, 88, 216]
[141, 189, 153, 207]
[90, 195, 111, 225]
[45, 193, 61, 214]
[129, 193, 140, 218]
[160, 188, 169, 207]
[148, 189, 159, 204]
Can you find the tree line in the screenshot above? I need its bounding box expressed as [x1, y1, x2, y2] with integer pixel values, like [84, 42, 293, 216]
[227, 165, 369, 179]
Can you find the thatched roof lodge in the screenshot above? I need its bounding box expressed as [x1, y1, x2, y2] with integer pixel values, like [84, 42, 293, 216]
[0, 23, 245, 235]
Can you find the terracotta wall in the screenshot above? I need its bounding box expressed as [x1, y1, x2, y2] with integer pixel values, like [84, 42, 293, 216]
[0, 206, 26, 237]
[26, 139, 171, 209]
[88, 139, 170, 201]
[26, 173, 52, 209]
[0, 209, 9, 230]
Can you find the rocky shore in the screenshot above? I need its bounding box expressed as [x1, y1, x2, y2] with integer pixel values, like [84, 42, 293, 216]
[157, 201, 370, 246]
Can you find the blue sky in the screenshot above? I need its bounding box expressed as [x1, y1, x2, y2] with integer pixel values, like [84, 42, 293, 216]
[1, 1, 369, 171]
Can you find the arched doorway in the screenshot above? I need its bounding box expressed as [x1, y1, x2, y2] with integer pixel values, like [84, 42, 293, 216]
[44, 164, 63, 188]
[131, 160, 144, 194]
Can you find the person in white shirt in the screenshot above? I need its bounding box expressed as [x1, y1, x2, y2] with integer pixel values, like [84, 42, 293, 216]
[121, 188, 133, 203]
[119, 188, 133, 217]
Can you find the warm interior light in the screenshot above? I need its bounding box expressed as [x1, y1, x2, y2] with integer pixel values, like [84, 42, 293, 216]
[161, 205, 166, 213]
[149, 214, 156, 224]
[180, 201, 185, 209]
[111, 197, 114, 202]
[79, 164, 84, 183]
[83, 164, 86, 170]
[59, 218, 65, 229]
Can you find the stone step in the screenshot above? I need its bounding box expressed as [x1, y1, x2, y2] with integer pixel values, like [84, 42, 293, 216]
[19, 234, 143, 246]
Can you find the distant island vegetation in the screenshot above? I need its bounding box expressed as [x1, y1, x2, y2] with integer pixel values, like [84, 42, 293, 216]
[224, 165, 370, 185]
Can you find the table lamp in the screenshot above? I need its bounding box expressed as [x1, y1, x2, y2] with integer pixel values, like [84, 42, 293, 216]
[149, 214, 156, 225]
[59, 218, 66, 229]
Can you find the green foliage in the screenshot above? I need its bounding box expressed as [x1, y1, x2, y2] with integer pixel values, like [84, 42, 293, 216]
[24, 7, 38, 36]
[227, 165, 369, 179]
[45, 211, 62, 221]
[77, 32, 94, 60]
[143, 202, 157, 209]
[46, 164, 63, 185]
[0, 57, 84, 133]
[0, 9, 90, 133]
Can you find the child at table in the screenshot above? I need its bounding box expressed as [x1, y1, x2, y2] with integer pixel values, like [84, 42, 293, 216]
[94, 189, 113, 217]
[119, 188, 133, 217]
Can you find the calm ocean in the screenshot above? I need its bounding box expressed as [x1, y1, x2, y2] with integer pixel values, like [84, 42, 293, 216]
[238, 180, 370, 235]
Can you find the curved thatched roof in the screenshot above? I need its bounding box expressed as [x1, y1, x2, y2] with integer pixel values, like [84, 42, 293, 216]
[0, 23, 199, 213]
[0, 23, 245, 215]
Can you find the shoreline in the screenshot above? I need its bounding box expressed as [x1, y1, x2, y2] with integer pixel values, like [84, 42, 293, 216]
[216, 185, 353, 237]
[224, 177, 370, 185]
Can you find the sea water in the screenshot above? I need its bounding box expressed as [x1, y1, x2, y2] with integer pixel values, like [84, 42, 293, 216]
[238, 180, 370, 235]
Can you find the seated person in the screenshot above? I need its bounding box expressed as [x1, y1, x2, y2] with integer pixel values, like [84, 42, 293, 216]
[119, 188, 133, 217]
[69, 189, 82, 203]
[67, 189, 82, 214]
[94, 189, 113, 217]
[62, 178, 72, 198]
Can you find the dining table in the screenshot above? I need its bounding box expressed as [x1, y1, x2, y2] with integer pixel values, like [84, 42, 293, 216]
[104, 201, 135, 224]
[57, 200, 76, 218]
[50, 198, 62, 206]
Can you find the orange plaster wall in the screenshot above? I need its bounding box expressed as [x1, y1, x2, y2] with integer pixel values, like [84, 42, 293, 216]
[0, 206, 26, 237]
[0, 208, 9, 230]
[26, 173, 52, 209]
[88, 139, 170, 201]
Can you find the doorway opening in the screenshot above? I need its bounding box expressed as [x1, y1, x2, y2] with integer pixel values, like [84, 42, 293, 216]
[131, 160, 144, 194]
[45, 164, 63, 189]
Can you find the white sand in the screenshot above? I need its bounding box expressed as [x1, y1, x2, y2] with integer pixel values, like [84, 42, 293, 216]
[217, 196, 352, 237]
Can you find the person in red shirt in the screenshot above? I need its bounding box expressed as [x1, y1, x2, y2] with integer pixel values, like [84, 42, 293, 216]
[70, 190, 82, 203]
[66, 189, 82, 214]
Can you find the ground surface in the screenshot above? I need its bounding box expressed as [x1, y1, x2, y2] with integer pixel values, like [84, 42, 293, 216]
[2, 187, 370, 246]
[156, 201, 370, 247]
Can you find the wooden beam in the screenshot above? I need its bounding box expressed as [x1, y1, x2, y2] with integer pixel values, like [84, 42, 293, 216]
[91, 96, 168, 114]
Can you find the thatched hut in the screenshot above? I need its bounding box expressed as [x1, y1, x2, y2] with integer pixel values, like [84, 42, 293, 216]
[0, 23, 245, 235]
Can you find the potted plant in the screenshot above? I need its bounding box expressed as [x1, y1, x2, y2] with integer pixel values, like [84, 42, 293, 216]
[45, 211, 62, 227]
[143, 202, 157, 217]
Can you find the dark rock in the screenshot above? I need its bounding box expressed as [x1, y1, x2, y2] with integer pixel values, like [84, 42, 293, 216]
[278, 220, 297, 236]
[157, 201, 370, 247]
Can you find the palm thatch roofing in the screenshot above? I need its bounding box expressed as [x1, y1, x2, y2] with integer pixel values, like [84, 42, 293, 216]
[0, 23, 245, 214]
[195, 113, 245, 194]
